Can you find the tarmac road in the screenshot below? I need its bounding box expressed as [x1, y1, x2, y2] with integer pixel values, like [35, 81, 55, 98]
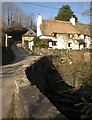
[1, 42, 34, 118]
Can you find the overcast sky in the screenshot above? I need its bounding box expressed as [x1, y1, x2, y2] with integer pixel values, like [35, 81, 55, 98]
[16, 2, 91, 24]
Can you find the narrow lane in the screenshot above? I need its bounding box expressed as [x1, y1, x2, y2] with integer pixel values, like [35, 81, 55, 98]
[1, 42, 29, 118]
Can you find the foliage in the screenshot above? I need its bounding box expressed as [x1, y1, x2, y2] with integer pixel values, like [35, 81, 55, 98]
[55, 5, 78, 22]
[8, 27, 28, 41]
[78, 62, 91, 85]
[2, 45, 15, 65]
[75, 97, 92, 120]
[33, 37, 48, 48]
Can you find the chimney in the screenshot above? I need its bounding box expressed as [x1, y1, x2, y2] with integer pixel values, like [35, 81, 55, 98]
[37, 14, 42, 37]
[70, 17, 75, 25]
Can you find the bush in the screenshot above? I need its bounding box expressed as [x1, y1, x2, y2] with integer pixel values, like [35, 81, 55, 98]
[2, 44, 15, 65]
[33, 37, 48, 48]
[75, 97, 92, 120]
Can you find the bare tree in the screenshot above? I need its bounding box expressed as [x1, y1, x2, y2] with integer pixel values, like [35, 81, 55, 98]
[2, 2, 36, 29]
[23, 14, 35, 29]
[12, 6, 24, 28]
[2, 2, 15, 26]
[82, 8, 92, 16]
[2, 2, 24, 27]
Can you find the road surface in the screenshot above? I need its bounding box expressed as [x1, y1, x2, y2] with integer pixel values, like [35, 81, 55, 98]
[1, 42, 36, 118]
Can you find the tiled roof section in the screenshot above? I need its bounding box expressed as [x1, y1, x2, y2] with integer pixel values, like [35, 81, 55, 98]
[75, 23, 91, 36]
[40, 20, 92, 36]
[40, 20, 79, 36]
[22, 29, 36, 37]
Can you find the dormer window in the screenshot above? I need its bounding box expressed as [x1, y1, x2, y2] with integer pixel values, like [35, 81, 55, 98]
[52, 33, 57, 37]
[68, 34, 73, 39]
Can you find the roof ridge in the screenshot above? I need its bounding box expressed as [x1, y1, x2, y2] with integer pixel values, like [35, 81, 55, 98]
[76, 23, 92, 27]
[43, 19, 91, 26]
[43, 19, 71, 24]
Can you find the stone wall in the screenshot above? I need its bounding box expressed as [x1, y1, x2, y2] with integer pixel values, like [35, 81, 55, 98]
[33, 48, 91, 87]
[33, 47, 91, 62]
[13, 47, 92, 119]
[25, 56, 83, 120]
[14, 57, 67, 119]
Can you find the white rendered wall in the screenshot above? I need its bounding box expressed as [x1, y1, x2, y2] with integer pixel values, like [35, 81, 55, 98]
[29, 41, 34, 50]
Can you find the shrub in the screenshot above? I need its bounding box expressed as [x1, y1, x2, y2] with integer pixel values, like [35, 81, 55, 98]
[33, 37, 48, 48]
[75, 97, 92, 120]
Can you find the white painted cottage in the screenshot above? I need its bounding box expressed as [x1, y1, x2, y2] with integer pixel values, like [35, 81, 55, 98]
[37, 14, 92, 50]
[22, 29, 36, 50]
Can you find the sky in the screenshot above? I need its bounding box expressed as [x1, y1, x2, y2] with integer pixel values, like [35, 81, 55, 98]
[16, 2, 91, 24]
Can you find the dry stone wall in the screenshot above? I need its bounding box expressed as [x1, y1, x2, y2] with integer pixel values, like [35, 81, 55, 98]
[33, 48, 91, 87]
[14, 56, 67, 119]
[13, 48, 92, 118]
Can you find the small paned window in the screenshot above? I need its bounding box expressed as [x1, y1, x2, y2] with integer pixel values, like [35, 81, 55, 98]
[52, 41, 57, 46]
[68, 43, 72, 47]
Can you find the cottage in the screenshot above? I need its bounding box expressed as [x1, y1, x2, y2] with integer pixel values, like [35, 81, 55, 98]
[75, 24, 92, 49]
[37, 14, 92, 50]
[22, 29, 36, 50]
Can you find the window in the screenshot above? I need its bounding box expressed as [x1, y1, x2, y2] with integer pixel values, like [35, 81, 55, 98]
[52, 33, 57, 37]
[90, 40, 92, 44]
[68, 34, 72, 38]
[68, 34, 70, 38]
[52, 41, 57, 46]
[68, 43, 72, 47]
[30, 33, 33, 35]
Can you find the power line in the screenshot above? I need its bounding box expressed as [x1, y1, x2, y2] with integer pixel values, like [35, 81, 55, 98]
[21, 2, 82, 14]
[21, 2, 58, 10]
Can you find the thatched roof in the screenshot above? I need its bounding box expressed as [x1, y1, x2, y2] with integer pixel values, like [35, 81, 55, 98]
[75, 23, 91, 36]
[40, 20, 91, 37]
